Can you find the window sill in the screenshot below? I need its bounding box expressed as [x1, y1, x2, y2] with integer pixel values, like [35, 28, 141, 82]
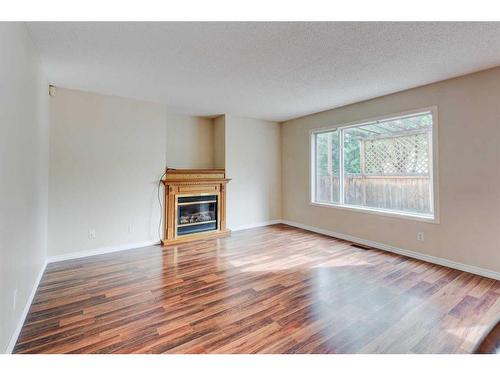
[310, 201, 439, 224]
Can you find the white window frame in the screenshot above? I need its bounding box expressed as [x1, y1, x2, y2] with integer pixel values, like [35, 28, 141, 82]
[310, 106, 439, 224]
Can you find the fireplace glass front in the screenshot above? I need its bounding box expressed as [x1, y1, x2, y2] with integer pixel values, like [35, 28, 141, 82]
[177, 195, 218, 236]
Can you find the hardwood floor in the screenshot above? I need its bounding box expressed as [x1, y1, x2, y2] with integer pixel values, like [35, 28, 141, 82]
[14, 224, 500, 354]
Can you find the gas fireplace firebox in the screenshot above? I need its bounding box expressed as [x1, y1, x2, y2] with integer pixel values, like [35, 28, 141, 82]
[161, 169, 231, 246]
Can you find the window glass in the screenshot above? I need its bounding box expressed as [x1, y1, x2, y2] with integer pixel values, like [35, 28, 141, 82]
[315, 130, 340, 203]
[312, 111, 434, 219]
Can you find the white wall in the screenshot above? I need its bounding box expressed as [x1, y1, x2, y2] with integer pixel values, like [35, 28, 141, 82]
[48, 88, 167, 257]
[225, 115, 282, 229]
[166, 112, 214, 169]
[0, 23, 49, 352]
[282, 67, 500, 274]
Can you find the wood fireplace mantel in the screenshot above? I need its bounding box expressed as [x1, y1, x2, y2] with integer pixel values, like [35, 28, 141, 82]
[161, 168, 231, 246]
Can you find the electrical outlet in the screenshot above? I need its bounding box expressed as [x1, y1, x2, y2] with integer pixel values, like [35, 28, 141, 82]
[128, 223, 135, 234]
[417, 232, 424, 242]
[13, 288, 18, 310]
[88, 228, 96, 239]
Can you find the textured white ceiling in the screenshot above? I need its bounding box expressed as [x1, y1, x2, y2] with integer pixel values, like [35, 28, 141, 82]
[26, 22, 500, 121]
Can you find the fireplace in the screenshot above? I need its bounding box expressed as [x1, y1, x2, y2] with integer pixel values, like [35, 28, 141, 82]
[177, 194, 218, 236]
[162, 169, 230, 246]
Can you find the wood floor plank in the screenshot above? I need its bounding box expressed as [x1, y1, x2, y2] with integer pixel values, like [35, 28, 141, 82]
[13, 224, 500, 354]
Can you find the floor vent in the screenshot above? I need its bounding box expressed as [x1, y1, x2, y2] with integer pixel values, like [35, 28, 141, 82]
[350, 243, 372, 250]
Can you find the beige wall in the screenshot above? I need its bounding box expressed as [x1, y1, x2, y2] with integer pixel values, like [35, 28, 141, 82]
[282, 67, 500, 273]
[49, 100, 281, 254]
[48, 88, 167, 257]
[213, 115, 225, 168]
[225, 115, 282, 229]
[166, 112, 214, 169]
[48, 89, 217, 258]
[0, 23, 49, 352]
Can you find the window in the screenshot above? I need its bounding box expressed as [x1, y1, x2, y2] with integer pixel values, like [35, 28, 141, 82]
[311, 109, 436, 220]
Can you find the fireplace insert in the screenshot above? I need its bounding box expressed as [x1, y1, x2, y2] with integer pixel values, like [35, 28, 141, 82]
[177, 195, 218, 236]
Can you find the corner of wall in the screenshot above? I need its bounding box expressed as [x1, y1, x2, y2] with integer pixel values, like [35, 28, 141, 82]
[278, 121, 285, 221]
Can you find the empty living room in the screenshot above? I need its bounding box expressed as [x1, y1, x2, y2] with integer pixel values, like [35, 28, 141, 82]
[1, 1, 500, 373]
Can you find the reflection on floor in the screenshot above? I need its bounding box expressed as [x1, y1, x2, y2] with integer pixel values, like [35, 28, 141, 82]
[14, 224, 500, 353]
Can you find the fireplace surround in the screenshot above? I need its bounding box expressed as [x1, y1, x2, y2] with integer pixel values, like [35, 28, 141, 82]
[162, 169, 230, 246]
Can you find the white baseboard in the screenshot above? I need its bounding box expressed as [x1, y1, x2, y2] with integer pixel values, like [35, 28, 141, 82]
[6, 259, 48, 354]
[282, 220, 500, 281]
[230, 219, 282, 232]
[47, 240, 161, 264]
[49, 222, 283, 264]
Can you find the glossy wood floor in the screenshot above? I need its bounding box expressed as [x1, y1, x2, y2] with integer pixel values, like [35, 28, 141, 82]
[14, 224, 500, 354]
